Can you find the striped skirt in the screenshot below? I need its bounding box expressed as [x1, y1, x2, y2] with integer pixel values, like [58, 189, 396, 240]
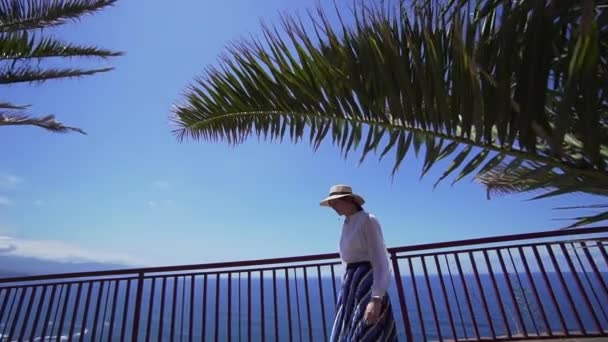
[330, 262, 398, 341]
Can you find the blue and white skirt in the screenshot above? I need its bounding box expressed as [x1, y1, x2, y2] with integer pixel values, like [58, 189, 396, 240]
[330, 261, 398, 341]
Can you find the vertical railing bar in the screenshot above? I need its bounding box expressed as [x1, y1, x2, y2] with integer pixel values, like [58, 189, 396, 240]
[559, 243, 604, 332]
[132, 273, 145, 342]
[497, 249, 528, 338]
[7, 285, 28, 341]
[56, 283, 73, 342]
[483, 250, 512, 339]
[108, 280, 120, 340]
[67, 282, 83, 342]
[0, 288, 11, 325]
[260, 270, 266, 342]
[99, 281, 112, 340]
[294, 268, 303, 342]
[444, 254, 468, 341]
[580, 241, 608, 303]
[599, 241, 608, 266]
[227, 273, 232, 342]
[435, 254, 458, 341]
[247, 271, 252, 342]
[422, 255, 443, 341]
[49, 285, 65, 339]
[41, 285, 58, 342]
[31, 285, 48, 342]
[158, 276, 167, 342]
[20, 285, 39, 340]
[145, 277, 157, 342]
[531, 246, 567, 335]
[285, 268, 293, 342]
[391, 252, 414, 342]
[238, 272, 242, 342]
[455, 252, 480, 340]
[330, 264, 338, 310]
[303, 267, 312, 342]
[90, 281, 105, 342]
[7, 286, 28, 341]
[0, 288, 15, 338]
[190, 275, 195, 342]
[508, 247, 541, 336]
[215, 273, 221, 342]
[181, 276, 186, 342]
[572, 242, 608, 324]
[545, 244, 585, 334]
[317, 266, 328, 342]
[517, 246, 552, 336]
[79, 282, 93, 342]
[273, 269, 279, 342]
[120, 279, 131, 342]
[171, 276, 179, 342]
[0, 288, 13, 338]
[202, 274, 208, 342]
[120, 279, 131, 341]
[409, 256, 426, 342]
[470, 251, 497, 339]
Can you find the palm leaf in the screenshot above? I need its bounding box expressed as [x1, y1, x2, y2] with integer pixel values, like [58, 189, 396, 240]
[0, 0, 117, 32]
[0, 101, 28, 109]
[0, 111, 85, 133]
[0, 31, 122, 60]
[0, 66, 113, 84]
[172, 0, 608, 224]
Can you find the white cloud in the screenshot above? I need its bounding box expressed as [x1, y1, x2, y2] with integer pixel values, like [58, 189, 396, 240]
[0, 196, 12, 206]
[148, 201, 158, 208]
[0, 174, 21, 188]
[152, 180, 170, 189]
[33, 199, 46, 206]
[0, 236, 141, 265]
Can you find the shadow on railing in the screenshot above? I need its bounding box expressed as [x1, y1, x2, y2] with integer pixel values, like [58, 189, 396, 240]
[0, 227, 607, 341]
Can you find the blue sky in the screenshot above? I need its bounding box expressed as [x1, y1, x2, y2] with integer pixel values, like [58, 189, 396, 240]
[0, 0, 599, 270]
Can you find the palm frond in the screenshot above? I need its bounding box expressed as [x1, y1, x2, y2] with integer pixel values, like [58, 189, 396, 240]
[476, 160, 608, 199]
[0, 111, 85, 133]
[0, 31, 122, 60]
[0, 0, 117, 32]
[172, 0, 607, 184]
[172, 0, 608, 225]
[0, 65, 113, 84]
[0, 101, 28, 109]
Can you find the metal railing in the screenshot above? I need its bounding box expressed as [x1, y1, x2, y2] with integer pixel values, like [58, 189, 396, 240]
[0, 226, 607, 341]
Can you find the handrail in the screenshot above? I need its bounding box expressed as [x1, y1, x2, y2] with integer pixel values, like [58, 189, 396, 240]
[1, 226, 606, 284]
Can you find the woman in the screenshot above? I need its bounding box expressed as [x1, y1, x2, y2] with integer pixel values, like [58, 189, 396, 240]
[320, 184, 397, 341]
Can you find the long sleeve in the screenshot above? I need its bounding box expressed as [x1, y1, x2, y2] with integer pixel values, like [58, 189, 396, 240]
[361, 214, 391, 297]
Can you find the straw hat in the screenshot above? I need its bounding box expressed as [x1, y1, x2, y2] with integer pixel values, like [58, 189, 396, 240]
[319, 184, 365, 207]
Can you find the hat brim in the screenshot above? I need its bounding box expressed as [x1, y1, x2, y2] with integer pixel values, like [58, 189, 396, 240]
[320, 193, 365, 207]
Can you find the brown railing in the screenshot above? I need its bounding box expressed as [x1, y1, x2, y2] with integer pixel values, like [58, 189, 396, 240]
[0, 227, 607, 341]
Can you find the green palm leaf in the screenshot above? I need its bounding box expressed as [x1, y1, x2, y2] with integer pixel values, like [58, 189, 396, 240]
[172, 0, 608, 226]
[0, 111, 85, 133]
[0, 0, 121, 133]
[0, 31, 122, 60]
[0, 0, 117, 32]
[0, 66, 113, 84]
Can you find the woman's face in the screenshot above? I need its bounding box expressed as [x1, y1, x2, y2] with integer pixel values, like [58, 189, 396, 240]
[329, 197, 356, 216]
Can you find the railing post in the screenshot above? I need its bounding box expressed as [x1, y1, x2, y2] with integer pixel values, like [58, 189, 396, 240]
[132, 272, 145, 342]
[390, 252, 413, 342]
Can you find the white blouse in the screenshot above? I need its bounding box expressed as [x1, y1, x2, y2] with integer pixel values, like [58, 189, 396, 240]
[339, 210, 391, 297]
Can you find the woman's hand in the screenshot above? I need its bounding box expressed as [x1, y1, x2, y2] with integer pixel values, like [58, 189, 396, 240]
[363, 298, 382, 325]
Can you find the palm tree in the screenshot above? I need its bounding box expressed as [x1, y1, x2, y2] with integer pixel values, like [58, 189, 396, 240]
[0, 0, 122, 134]
[171, 0, 607, 227]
